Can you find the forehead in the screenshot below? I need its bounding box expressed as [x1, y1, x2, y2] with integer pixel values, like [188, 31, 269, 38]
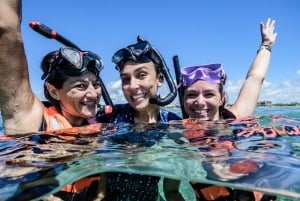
[64, 71, 99, 83]
[120, 60, 156, 74]
[185, 80, 220, 91]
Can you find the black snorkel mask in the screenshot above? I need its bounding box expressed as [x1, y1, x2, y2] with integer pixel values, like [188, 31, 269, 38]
[112, 40, 160, 71]
[30, 21, 113, 114]
[41, 47, 104, 80]
[112, 36, 177, 106]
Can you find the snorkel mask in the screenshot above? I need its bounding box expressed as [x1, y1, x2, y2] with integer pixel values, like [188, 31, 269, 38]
[179, 63, 226, 88]
[112, 40, 160, 71]
[41, 47, 104, 80]
[111, 36, 177, 106]
[30, 21, 113, 115]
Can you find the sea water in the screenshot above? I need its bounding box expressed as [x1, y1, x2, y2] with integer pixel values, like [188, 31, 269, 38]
[0, 106, 300, 201]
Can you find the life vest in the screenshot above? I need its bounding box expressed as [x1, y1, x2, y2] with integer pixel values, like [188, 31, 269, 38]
[191, 183, 276, 201]
[181, 117, 276, 201]
[43, 105, 101, 198]
[43, 106, 73, 131]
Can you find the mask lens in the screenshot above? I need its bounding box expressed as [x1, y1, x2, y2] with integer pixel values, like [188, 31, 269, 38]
[84, 52, 104, 72]
[112, 49, 125, 65]
[112, 41, 152, 71]
[181, 64, 225, 86]
[60, 47, 82, 70]
[128, 41, 149, 56]
[41, 47, 104, 80]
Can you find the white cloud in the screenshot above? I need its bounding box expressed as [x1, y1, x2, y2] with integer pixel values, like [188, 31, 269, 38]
[262, 80, 271, 87]
[110, 79, 122, 89]
[226, 79, 300, 104]
[103, 80, 126, 104]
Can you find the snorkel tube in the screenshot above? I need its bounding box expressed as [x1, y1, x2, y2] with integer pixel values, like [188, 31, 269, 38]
[173, 55, 188, 119]
[29, 21, 113, 114]
[137, 36, 177, 106]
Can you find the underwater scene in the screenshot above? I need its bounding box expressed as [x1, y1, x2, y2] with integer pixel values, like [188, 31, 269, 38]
[1, 106, 300, 201]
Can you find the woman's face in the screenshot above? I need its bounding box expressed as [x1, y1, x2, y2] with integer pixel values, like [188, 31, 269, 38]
[183, 80, 224, 120]
[120, 60, 162, 111]
[51, 71, 101, 121]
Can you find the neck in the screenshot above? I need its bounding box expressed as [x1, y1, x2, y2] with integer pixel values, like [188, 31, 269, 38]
[69, 118, 85, 127]
[61, 111, 85, 127]
[134, 105, 159, 124]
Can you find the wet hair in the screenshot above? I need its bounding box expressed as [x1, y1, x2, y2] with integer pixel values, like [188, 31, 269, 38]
[41, 51, 68, 111]
[218, 83, 227, 118]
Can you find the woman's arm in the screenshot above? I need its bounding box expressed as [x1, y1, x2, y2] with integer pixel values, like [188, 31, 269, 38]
[229, 18, 277, 118]
[0, 0, 44, 134]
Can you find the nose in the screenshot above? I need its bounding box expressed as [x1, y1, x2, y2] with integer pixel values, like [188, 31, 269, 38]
[194, 94, 205, 105]
[128, 77, 139, 90]
[86, 84, 101, 98]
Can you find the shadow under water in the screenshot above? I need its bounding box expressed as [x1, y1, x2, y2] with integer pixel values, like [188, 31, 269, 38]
[1, 115, 300, 200]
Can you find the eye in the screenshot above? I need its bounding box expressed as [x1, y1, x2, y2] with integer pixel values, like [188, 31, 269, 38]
[93, 81, 101, 89]
[121, 76, 130, 85]
[185, 92, 198, 99]
[204, 92, 216, 98]
[75, 83, 87, 90]
[138, 72, 147, 79]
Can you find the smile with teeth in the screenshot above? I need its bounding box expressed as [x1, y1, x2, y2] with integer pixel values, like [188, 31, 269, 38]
[193, 109, 209, 114]
[132, 93, 147, 100]
[82, 100, 97, 106]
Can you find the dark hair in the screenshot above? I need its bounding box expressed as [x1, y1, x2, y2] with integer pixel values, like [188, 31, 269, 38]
[41, 51, 69, 111]
[218, 83, 226, 118]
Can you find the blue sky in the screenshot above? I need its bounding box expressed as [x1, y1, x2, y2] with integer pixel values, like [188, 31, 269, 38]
[21, 0, 300, 104]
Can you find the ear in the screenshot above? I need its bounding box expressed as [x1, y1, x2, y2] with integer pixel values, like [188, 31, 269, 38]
[46, 83, 60, 100]
[157, 73, 164, 87]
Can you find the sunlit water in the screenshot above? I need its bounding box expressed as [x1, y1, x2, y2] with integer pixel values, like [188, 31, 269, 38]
[0, 106, 300, 201]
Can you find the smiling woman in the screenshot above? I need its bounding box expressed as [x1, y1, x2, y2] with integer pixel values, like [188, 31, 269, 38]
[175, 18, 278, 201]
[96, 39, 183, 200]
[40, 47, 103, 129]
[0, 0, 105, 134]
[0, 0, 107, 199]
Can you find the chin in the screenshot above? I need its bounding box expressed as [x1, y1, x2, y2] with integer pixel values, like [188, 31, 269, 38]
[130, 100, 149, 110]
[82, 109, 97, 117]
[190, 114, 209, 120]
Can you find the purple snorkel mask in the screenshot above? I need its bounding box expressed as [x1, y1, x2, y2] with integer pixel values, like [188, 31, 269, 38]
[179, 63, 226, 87]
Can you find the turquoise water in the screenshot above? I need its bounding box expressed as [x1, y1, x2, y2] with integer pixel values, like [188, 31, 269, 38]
[1, 106, 300, 201]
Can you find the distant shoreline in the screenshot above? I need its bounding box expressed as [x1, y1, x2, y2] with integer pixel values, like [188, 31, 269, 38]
[163, 103, 300, 109]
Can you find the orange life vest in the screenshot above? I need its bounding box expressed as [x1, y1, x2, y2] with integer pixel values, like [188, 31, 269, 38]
[181, 117, 275, 201]
[43, 106, 73, 130]
[43, 106, 101, 194]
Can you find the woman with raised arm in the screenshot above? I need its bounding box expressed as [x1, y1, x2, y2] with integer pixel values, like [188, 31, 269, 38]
[165, 18, 277, 201]
[0, 0, 104, 134]
[0, 0, 106, 199]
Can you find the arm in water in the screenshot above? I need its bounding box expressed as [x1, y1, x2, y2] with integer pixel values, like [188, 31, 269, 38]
[0, 0, 44, 134]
